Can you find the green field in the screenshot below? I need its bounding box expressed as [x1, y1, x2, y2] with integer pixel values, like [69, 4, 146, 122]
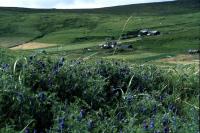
[0, 0, 199, 64]
[0, 0, 199, 132]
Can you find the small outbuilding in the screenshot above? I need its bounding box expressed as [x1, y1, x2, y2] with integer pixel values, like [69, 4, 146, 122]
[147, 30, 160, 36]
[188, 49, 200, 54]
[100, 38, 117, 49]
[138, 29, 160, 37]
[138, 29, 149, 36]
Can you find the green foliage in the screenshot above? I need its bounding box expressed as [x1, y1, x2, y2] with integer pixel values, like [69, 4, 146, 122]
[0, 53, 199, 132]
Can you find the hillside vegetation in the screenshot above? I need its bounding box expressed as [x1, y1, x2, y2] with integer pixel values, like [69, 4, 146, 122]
[0, 0, 199, 49]
[0, 0, 199, 132]
[0, 53, 199, 132]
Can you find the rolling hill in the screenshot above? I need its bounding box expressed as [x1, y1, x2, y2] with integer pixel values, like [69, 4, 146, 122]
[0, 0, 199, 64]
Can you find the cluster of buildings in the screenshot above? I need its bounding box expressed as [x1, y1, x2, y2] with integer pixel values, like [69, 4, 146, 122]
[138, 29, 160, 37]
[99, 29, 160, 50]
[99, 39, 132, 50]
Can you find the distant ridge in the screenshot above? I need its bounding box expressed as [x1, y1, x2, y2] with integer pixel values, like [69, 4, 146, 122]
[0, 0, 199, 15]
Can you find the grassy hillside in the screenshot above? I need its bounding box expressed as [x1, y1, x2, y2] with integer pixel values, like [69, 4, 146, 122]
[0, 0, 199, 64]
[0, 0, 199, 44]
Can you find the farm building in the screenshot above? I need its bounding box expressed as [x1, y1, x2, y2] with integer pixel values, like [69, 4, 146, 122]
[100, 39, 117, 49]
[138, 29, 160, 36]
[188, 49, 200, 54]
[147, 30, 160, 36]
[138, 29, 149, 36]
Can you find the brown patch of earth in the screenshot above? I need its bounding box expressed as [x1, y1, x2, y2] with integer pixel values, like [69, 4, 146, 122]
[158, 54, 199, 64]
[10, 42, 57, 50]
